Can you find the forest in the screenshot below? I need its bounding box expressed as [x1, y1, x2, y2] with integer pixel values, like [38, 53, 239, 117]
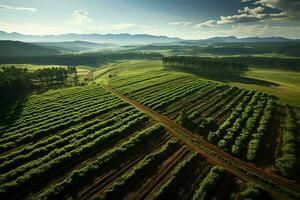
[162, 56, 248, 77]
[0, 52, 162, 66]
[0, 66, 78, 104]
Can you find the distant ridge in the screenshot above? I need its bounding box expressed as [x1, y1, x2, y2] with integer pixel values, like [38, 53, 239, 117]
[177, 36, 299, 45]
[0, 40, 61, 56]
[34, 41, 118, 53]
[0, 31, 181, 44]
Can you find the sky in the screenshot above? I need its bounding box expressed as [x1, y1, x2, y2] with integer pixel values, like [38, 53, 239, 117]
[0, 0, 300, 39]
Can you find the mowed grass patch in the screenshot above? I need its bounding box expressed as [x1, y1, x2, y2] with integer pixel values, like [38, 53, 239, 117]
[229, 68, 300, 105]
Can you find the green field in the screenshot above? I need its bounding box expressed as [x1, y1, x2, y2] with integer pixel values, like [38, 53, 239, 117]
[95, 60, 300, 106]
[1, 60, 299, 199]
[229, 68, 300, 105]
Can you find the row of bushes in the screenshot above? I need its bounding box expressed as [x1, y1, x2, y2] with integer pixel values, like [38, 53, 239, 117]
[231, 100, 266, 157]
[0, 109, 141, 174]
[275, 106, 299, 178]
[153, 152, 200, 199]
[246, 99, 276, 162]
[0, 115, 149, 195]
[0, 104, 134, 164]
[192, 166, 225, 200]
[100, 140, 181, 200]
[0, 101, 127, 152]
[207, 91, 254, 144]
[34, 125, 166, 200]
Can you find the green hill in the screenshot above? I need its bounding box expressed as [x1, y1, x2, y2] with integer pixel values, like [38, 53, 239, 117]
[0, 40, 61, 56]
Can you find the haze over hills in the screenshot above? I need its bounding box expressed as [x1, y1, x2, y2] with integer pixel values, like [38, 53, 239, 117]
[172, 36, 299, 45]
[1, 31, 299, 45]
[34, 41, 119, 53]
[0, 31, 181, 45]
[0, 40, 61, 56]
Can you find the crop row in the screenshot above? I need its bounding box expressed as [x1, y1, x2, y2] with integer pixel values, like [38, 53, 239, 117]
[0, 106, 135, 164]
[192, 166, 225, 200]
[153, 152, 200, 199]
[2, 89, 111, 136]
[0, 100, 127, 151]
[1, 86, 107, 132]
[33, 125, 167, 200]
[207, 90, 254, 144]
[0, 108, 140, 174]
[246, 99, 276, 162]
[99, 140, 181, 200]
[0, 112, 148, 186]
[275, 106, 299, 178]
[217, 92, 264, 152]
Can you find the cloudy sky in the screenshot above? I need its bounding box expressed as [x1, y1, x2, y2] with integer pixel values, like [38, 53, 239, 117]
[0, 0, 299, 39]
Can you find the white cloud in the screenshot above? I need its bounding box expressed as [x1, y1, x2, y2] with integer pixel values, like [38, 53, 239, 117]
[241, 0, 252, 2]
[168, 21, 193, 26]
[194, 20, 217, 28]
[70, 10, 93, 26]
[255, 0, 300, 19]
[0, 4, 36, 12]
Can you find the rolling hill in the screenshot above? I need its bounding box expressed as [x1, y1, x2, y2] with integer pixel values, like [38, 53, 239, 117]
[34, 41, 119, 53]
[0, 40, 61, 56]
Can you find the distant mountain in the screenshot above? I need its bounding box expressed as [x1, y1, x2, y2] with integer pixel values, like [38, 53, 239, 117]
[34, 41, 119, 53]
[0, 40, 61, 56]
[175, 36, 298, 45]
[0, 31, 181, 44]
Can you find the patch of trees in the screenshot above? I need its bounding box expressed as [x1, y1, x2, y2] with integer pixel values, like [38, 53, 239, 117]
[0, 52, 162, 66]
[162, 56, 248, 77]
[0, 66, 78, 104]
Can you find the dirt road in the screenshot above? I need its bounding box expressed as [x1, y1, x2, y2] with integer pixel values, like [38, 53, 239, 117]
[102, 85, 300, 200]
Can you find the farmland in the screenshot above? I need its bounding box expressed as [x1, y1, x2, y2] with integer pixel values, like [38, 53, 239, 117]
[0, 59, 299, 199]
[0, 85, 260, 200]
[2, 0, 300, 199]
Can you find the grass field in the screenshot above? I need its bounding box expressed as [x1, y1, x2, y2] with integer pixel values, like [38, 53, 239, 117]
[229, 68, 300, 106]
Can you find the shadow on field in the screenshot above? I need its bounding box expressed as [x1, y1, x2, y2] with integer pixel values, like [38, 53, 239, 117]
[198, 74, 279, 87]
[0, 97, 28, 131]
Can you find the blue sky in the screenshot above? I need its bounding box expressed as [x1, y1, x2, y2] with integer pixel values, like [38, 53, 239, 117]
[0, 0, 299, 39]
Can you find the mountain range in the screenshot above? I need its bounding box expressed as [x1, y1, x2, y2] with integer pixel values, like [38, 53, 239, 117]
[1, 31, 299, 45]
[0, 31, 181, 44]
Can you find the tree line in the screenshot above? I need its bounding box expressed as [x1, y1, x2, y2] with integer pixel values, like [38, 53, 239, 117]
[0, 52, 162, 66]
[162, 56, 248, 77]
[0, 66, 78, 104]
